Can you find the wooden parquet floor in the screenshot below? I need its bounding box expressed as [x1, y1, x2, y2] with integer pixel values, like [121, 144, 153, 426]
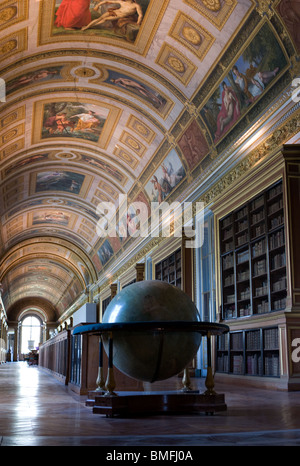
[1, 362, 300, 446]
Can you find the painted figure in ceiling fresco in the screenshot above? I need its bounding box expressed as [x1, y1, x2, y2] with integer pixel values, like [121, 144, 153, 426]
[4, 154, 49, 176]
[200, 22, 287, 144]
[277, 0, 300, 52]
[42, 102, 107, 142]
[80, 153, 125, 183]
[6, 68, 62, 95]
[106, 69, 167, 111]
[214, 81, 240, 142]
[82, 0, 143, 31]
[35, 170, 85, 195]
[33, 211, 70, 226]
[53, 0, 149, 42]
[232, 65, 279, 105]
[55, 0, 92, 29]
[69, 110, 100, 131]
[177, 120, 209, 171]
[97, 239, 114, 266]
[145, 149, 186, 204]
[110, 77, 164, 107]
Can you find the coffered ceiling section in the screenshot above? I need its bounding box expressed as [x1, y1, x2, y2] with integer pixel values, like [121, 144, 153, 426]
[0, 0, 299, 318]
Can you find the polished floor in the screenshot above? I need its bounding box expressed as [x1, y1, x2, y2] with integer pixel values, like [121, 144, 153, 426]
[1, 362, 300, 447]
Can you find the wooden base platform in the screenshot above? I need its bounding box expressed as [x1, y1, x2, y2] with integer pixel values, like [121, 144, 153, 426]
[91, 391, 227, 417]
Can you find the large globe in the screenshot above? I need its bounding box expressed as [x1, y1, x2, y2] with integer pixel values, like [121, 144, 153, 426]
[102, 280, 201, 382]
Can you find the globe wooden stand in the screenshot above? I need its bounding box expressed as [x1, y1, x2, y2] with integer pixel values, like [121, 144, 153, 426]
[73, 321, 229, 417]
[92, 392, 226, 417]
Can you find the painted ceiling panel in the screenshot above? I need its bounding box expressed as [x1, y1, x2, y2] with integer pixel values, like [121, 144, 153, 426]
[0, 0, 299, 321]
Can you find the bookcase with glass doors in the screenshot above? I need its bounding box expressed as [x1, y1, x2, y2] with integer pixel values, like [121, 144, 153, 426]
[216, 179, 285, 378]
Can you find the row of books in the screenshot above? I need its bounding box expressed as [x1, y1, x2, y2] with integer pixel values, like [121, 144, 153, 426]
[268, 198, 283, 215]
[270, 252, 286, 269]
[217, 354, 278, 376]
[247, 354, 262, 375]
[273, 297, 286, 310]
[252, 239, 266, 257]
[264, 328, 279, 349]
[246, 330, 261, 350]
[268, 183, 282, 200]
[264, 355, 279, 376]
[232, 355, 244, 374]
[217, 355, 229, 372]
[269, 229, 285, 250]
[256, 299, 269, 314]
[231, 332, 243, 350]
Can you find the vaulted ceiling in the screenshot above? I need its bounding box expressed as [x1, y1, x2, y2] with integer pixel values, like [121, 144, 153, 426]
[0, 0, 299, 324]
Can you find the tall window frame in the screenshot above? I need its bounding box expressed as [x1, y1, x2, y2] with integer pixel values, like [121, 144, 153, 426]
[195, 210, 216, 376]
[20, 314, 43, 355]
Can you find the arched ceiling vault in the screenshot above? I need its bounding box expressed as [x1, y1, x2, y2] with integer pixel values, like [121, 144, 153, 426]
[0, 0, 299, 322]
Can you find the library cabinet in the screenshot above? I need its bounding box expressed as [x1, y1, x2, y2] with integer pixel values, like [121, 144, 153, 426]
[216, 326, 279, 377]
[155, 247, 182, 288]
[220, 179, 286, 320]
[213, 145, 300, 390]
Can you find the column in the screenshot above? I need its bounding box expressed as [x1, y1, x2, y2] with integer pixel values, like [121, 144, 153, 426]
[282, 145, 300, 311]
[181, 227, 195, 389]
[110, 283, 117, 300]
[282, 145, 300, 389]
[135, 263, 145, 282]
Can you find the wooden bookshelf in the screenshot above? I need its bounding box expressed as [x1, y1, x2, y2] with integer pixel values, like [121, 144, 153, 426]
[155, 247, 182, 288]
[216, 326, 280, 377]
[101, 295, 111, 316]
[220, 180, 286, 320]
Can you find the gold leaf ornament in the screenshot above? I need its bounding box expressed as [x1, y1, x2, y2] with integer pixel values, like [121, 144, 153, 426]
[202, 0, 221, 11]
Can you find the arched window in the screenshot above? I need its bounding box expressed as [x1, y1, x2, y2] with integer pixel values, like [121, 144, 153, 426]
[21, 316, 42, 354]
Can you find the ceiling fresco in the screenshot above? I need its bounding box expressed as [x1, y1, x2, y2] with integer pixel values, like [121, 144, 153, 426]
[0, 0, 299, 325]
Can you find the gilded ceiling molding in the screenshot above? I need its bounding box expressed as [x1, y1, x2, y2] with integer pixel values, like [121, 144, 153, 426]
[0, 105, 25, 130]
[169, 11, 215, 61]
[1, 145, 133, 190]
[97, 236, 164, 294]
[255, 0, 275, 19]
[113, 146, 139, 170]
[0, 237, 98, 281]
[31, 97, 122, 151]
[0, 50, 186, 103]
[156, 42, 197, 85]
[0, 27, 27, 60]
[191, 12, 264, 107]
[274, 0, 300, 54]
[1, 122, 24, 146]
[119, 131, 147, 158]
[126, 115, 156, 144]
[92, 108, 299, 295]
[180, 92, 297, 203]
[88, 63, 174, 121]
[183, 0, 238, 30]
[198, 110, 300, 209]
[1, 253, 86, 290]
[0, 86, 167, 134]
[0, 138, 24, 162]
[5, 62, 80, 99]
[38, 0, 169, 56]
[289, 55, 300, 79]
[0, 0, 28, 31]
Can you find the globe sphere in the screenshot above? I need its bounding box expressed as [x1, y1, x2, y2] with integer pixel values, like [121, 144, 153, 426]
[102, 280, 201, 382]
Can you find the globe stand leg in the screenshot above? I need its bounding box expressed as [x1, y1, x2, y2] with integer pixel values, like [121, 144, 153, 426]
[181, 367, 193, 392]
[95, 338, 105, 392]
[104, 334, 117, 396]
[204, 332, 217, 395]
[204, 367, 216, 395]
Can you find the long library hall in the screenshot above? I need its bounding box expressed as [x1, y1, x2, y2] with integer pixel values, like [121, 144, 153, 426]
[2, 361, 300, 447]
[1, 0, 300, 449]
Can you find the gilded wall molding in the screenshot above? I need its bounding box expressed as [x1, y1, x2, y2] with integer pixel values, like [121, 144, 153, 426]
[198, 110, 300, 209]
